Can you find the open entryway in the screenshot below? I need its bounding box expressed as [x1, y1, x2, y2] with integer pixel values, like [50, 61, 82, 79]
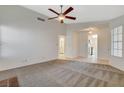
[88, 34, 98, 59]
[58, 35, 66, 59]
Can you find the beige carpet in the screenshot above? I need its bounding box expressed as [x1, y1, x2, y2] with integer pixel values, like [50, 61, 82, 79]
[0, 59, 124, 87]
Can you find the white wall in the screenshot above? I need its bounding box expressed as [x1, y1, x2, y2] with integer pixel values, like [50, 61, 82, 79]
[65, 22, 110, 60]
[65, 31, 79, 58]
[79, 31, 88, 58]
[97, 25, 111, 60]
[0, 6, 66, 71]
[109, 15, 124, 71]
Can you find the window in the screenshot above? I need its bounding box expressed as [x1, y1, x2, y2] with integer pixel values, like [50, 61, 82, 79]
[111, 26, 123, 57]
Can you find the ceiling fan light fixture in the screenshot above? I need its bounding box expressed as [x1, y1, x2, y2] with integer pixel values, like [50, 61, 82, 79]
[89, 31, 92, 34]
[58, 14, 65, 20]
[46, 5, 76, 24]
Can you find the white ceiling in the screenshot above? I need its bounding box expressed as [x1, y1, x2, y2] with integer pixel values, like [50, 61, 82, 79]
[23, 5, 124, 24]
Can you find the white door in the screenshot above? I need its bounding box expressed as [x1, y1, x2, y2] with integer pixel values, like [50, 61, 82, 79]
[58, 35, 65, 58]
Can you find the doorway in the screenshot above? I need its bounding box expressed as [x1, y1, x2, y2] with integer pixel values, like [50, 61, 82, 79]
[88, 34, 98, 58]
[58, 35, 65, 59]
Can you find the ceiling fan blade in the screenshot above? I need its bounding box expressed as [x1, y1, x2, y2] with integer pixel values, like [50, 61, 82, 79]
[60, 20, 64, 23]
[48, 17, 58, 20]
[65, 16, 76, 20]
[48, 8, 59, 15]
[37, 17, 45, 21]
[63, 7, 73, 15]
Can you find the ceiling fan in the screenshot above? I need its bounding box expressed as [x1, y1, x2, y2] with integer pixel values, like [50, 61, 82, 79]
[37, 5, 76, 23]
[48, 5, 76, 23]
